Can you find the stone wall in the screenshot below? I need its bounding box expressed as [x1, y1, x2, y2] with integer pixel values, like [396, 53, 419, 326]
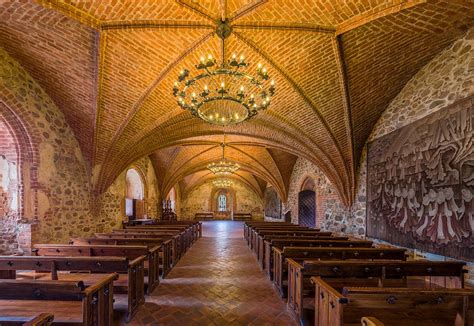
[1, 46, 95, 248]
[180, 180, 263, 220]
[0, 47, 161, 251]
[283, 158, 363, 235]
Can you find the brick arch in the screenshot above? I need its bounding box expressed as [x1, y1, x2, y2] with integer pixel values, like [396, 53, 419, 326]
[125, 166, 147, 200]
[301, 176, 316, 192]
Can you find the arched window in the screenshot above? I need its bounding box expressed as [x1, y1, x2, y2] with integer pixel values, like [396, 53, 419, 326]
[0, 118, 20, 217]
[125, 168, 145, 219]
[166, 187, 176, 212]
[126, 168, 144, 200]
[218, 194, 227, 212]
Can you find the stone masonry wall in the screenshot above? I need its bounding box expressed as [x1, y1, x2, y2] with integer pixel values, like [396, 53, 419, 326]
[180, 180, 263, 220]
[1, 46, 95, 247]
[1, 47, 160, 251]
[283, 158, 364, 235]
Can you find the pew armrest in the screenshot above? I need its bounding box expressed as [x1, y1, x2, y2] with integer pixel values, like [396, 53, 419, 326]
[23, 313, 55, 326]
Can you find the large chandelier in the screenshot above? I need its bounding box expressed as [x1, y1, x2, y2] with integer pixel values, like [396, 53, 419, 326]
[212, 179, 234, 188]
[207, 143, 240, 176]
[173, 53, 275, 126]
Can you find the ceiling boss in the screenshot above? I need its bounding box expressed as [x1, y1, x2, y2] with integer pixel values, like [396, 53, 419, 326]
[173, 20, 275, 126]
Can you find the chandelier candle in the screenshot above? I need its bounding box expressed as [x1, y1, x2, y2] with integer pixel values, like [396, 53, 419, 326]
[173, 53, 275, 126]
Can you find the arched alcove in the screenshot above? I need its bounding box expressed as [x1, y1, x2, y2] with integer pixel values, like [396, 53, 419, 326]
[298, 177, 316, 228]
[125, 167, 146, 219]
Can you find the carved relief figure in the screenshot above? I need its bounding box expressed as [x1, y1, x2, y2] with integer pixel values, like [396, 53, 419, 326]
[367, 98, 474, 260]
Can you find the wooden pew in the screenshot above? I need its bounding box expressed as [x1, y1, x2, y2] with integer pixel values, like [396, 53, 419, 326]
[116, 225, 193, 253]
[272, 247, 407, 298]
[233, 212, 252, 221]
[312, 277, 474, 326]
[195, 212, 213, 221]
[243, 222, 297, 245]
[262, 239, 372, 279]
[288, 260, 466, 324]
[253, 230, 333, 259]
[0, 256, 145, 322]
[33, 244, 159, 295]
[113, 228, 191, 257]
[0, 274, 116, 326]
[23, 313, 54, 326]
[262, 236, 350, 280]
[250, 226, 320, 250]
[125, 220, 201, 240]
[70, 237, 173, 278]
[96, 231, 184, 264]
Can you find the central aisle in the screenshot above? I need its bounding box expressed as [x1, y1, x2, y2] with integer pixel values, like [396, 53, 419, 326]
[130, 221, 298, 325]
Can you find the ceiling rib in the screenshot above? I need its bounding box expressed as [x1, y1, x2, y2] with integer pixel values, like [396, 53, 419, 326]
[233, 22, 335, 34]
[233, 31, 351, 194]
[331, 35, 355, 204]
[104, 32, 214, 166]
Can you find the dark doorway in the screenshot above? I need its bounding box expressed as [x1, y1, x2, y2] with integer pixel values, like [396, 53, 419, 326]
[298, 190, 316, 228]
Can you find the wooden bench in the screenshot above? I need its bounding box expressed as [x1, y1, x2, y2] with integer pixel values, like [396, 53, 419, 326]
[244, 222, 301, 246]
[312, 277, 474, 326]
[115, 227, 193, 256]
[249, 226, 321, 250]
[0, 274, 116, 325]
[288, 260, 466, 324]
[70, 237, 173, 277]
[121, 229, 191, 257]
[195, 212, 213, 221]
[273, 247, 407, 298]
[0, 255, 145, 322]
[33, 244, 160, 295]
[253, 230, 332, 259]
[123, 225, 197, 246]
[262, 239, 372, 279]
[233, 212, 252, 221]
[97, 231, 184, 264]
[126, 221, 202, 239]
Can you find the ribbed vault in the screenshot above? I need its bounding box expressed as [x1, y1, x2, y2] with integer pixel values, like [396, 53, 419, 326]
[1, 0, 473, 206]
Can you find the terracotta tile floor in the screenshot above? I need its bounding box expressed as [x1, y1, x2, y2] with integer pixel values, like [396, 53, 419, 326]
[127, 221, 298, 325]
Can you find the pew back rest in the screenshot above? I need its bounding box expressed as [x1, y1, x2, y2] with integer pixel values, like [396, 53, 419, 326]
[0, 279, 86, 300]
[342, 287, 474, 325]
[301, 260, 466, 279]
[34, 244, 155, 260]
[0, 256, 140, 274]
[281, 247, 407, 260]
[271, 240, 373, 249]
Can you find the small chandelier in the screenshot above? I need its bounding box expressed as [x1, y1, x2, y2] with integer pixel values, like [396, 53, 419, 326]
[212, 179, 234, 188]
[173, 53, 275, 126]
[207, 143, 240, 176]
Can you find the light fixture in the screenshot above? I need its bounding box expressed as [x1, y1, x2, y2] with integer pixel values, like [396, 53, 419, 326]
[212, 179, 234, 188]
[173, 53, 275, 126]
[207, 143, 240, 175]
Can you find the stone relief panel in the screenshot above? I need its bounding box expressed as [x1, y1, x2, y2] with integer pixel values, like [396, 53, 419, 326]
[264, 186, 281, 219]
[367, 97, 474, 261]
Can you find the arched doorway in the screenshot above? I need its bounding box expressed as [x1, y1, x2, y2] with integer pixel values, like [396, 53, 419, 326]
[125, 168, 146, 220]
[298, 177, 316, 228]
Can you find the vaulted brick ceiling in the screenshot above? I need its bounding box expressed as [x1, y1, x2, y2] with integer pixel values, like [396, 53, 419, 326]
[1, 0, 473, 205]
